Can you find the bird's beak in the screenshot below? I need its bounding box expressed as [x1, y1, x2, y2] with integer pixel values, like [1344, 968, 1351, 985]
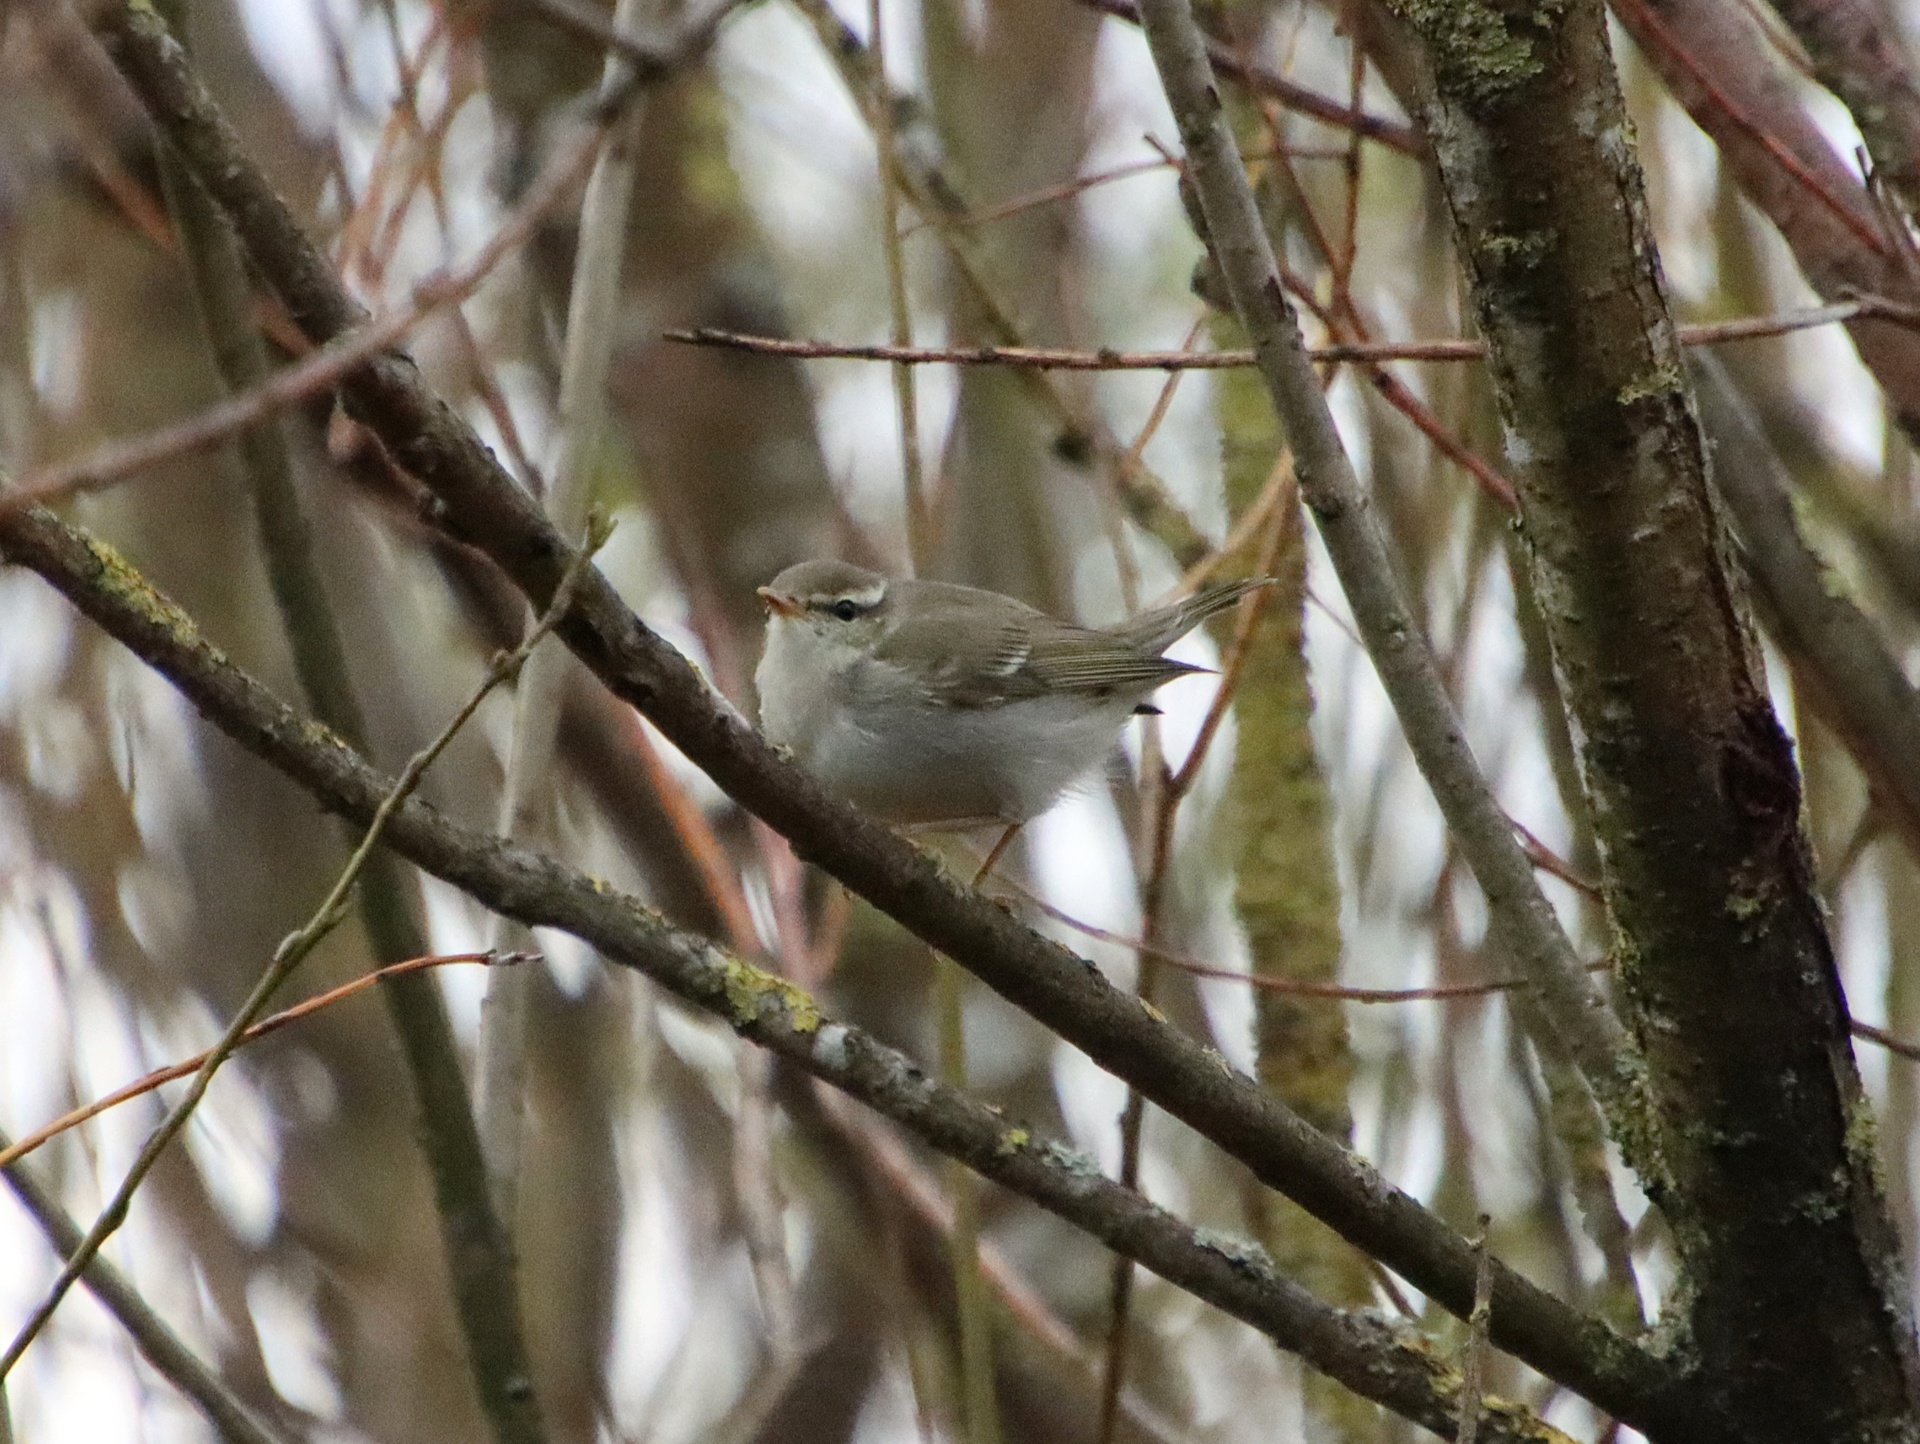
[757, 586, 802, 619]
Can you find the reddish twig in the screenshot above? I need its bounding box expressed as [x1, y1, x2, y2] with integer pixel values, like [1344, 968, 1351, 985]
[663, 299, 1874, 371]
[1277, 265, 1520, 508]
[1006, 887, 1566, 1002]
[1098, 463, 1294, 1443]
[335, 12, 453, 289]
[0, 951, 530, 1174]
[1512, 818, 1603, 898]
[1081, 0, 1425, 156]
[913, 146, 1356, 236]
[1611, 0, 1892, 257]
[1171, 466, 1297, 796]
[2, 109, 604, 515]
[1177, 463, 1297, 594]
[1850, 1018, 1920, 1063]
[629, 717, 763, 952]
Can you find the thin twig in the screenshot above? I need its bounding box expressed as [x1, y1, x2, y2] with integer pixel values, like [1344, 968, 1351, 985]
[350, 15, 545, 488]
[2, 1128, 290, 1444]
[1079, 0, 1425, 156]
[1098, 488, 1290, 1444]
[733, 1047, 800, 1361]
[664, 299, 1875, 371]
[992, 879, 1609, 1001]
[870, 0, 932, 574]
[999, 876, 1920, 1043]
[1851, 1019, 1920, 1062]
[0, 951, 529, 1173]
[1456, 1217, 1498, 1444]
[1276, 265, 1518, 507]
[1174, 471, 1294, 796]
[1176, 463, 1295, 593]
[0, 529, 605, 1383]
[1112, 317, 1208, 606]
[475, 0, 655, 1233]
[861, 0, 996, 1419]
[2, 115, 608, 516]
[909, 143, 1354, 236]
[866, 0, 993, 1423]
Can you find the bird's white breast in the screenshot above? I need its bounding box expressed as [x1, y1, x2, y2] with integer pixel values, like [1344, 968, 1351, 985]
[756, 615, 1143, 825]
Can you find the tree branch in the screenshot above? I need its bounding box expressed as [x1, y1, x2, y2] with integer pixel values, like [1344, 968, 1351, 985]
[78, 5, 1699, 1427]
[1609, 0, 1920, 437]
[1128, 0, 1655, 1221]
[660, 299, 1873, 369]
[1694, 354, 1920, 864]
[1759, 0, 1920, 219]
[0, 501, 1585, 1444]
[1, 1131, 289, 1444]
[1382, 0, 1920, 1429]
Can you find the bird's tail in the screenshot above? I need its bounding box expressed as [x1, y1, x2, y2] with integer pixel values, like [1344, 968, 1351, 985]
[1116, 576, 1277, 654]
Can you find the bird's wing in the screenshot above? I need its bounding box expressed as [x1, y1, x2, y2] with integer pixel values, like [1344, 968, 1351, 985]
[1023, 619, 1202, 695]
[870, 587, 1051, 707]
[873, 592, 1195, 709]
[1105, 577, 1272, 652]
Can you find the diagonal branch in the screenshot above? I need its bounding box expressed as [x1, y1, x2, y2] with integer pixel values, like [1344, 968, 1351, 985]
[1128, 0, 1655, 1188]
[1757, 0, 1920, 218]
[0, 498, 1582, 1444]
[1693, 354, 1920, 861]
[1609, 0, 1920, 436]
[2, 1131, 290, 1444]
[77, 5, 1702, 1427]
[1379, 0, 1920, 1428]
[0, 953, 526, 1175]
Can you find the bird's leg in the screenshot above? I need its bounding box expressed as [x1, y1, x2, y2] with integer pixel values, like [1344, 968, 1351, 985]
[973, 823, 1022, 887]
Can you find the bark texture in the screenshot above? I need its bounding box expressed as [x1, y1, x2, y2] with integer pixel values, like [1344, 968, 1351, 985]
[1387, 0, 1920, 1434]
[1609, 0, 1920, 436]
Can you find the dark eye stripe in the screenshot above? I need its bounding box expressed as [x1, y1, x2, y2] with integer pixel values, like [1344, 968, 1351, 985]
[806, 583, 885, 620]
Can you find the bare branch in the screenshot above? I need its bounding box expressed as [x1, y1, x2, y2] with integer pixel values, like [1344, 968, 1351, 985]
[0, 500, 1590, 1444]
[76, 9, 1699, 1426]
[1758, 0, 1920, 216]
[2, 1134, 291, 1444]
[664, 299, 1875, 370]
[0, 952, 528, 1174]
[1130, 0, 1650, 1178]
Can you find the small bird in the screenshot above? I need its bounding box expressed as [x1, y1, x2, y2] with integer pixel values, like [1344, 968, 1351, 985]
[755, 559, 1266, 833]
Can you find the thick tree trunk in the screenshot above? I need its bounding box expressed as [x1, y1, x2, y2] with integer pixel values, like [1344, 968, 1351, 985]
[1384, 0, 1920, 1434]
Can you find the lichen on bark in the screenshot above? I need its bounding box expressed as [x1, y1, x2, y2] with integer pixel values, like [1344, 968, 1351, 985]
[1209, 281, 1370, 1434]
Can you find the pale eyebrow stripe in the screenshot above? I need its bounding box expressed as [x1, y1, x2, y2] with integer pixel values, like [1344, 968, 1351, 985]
[816, 582, 886, 611]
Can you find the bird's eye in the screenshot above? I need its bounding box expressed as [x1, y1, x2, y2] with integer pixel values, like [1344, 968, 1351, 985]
[831, 598, 860, 621]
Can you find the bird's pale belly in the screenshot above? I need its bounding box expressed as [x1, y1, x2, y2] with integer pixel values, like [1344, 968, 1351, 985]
[792, 691, 1138, 825]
